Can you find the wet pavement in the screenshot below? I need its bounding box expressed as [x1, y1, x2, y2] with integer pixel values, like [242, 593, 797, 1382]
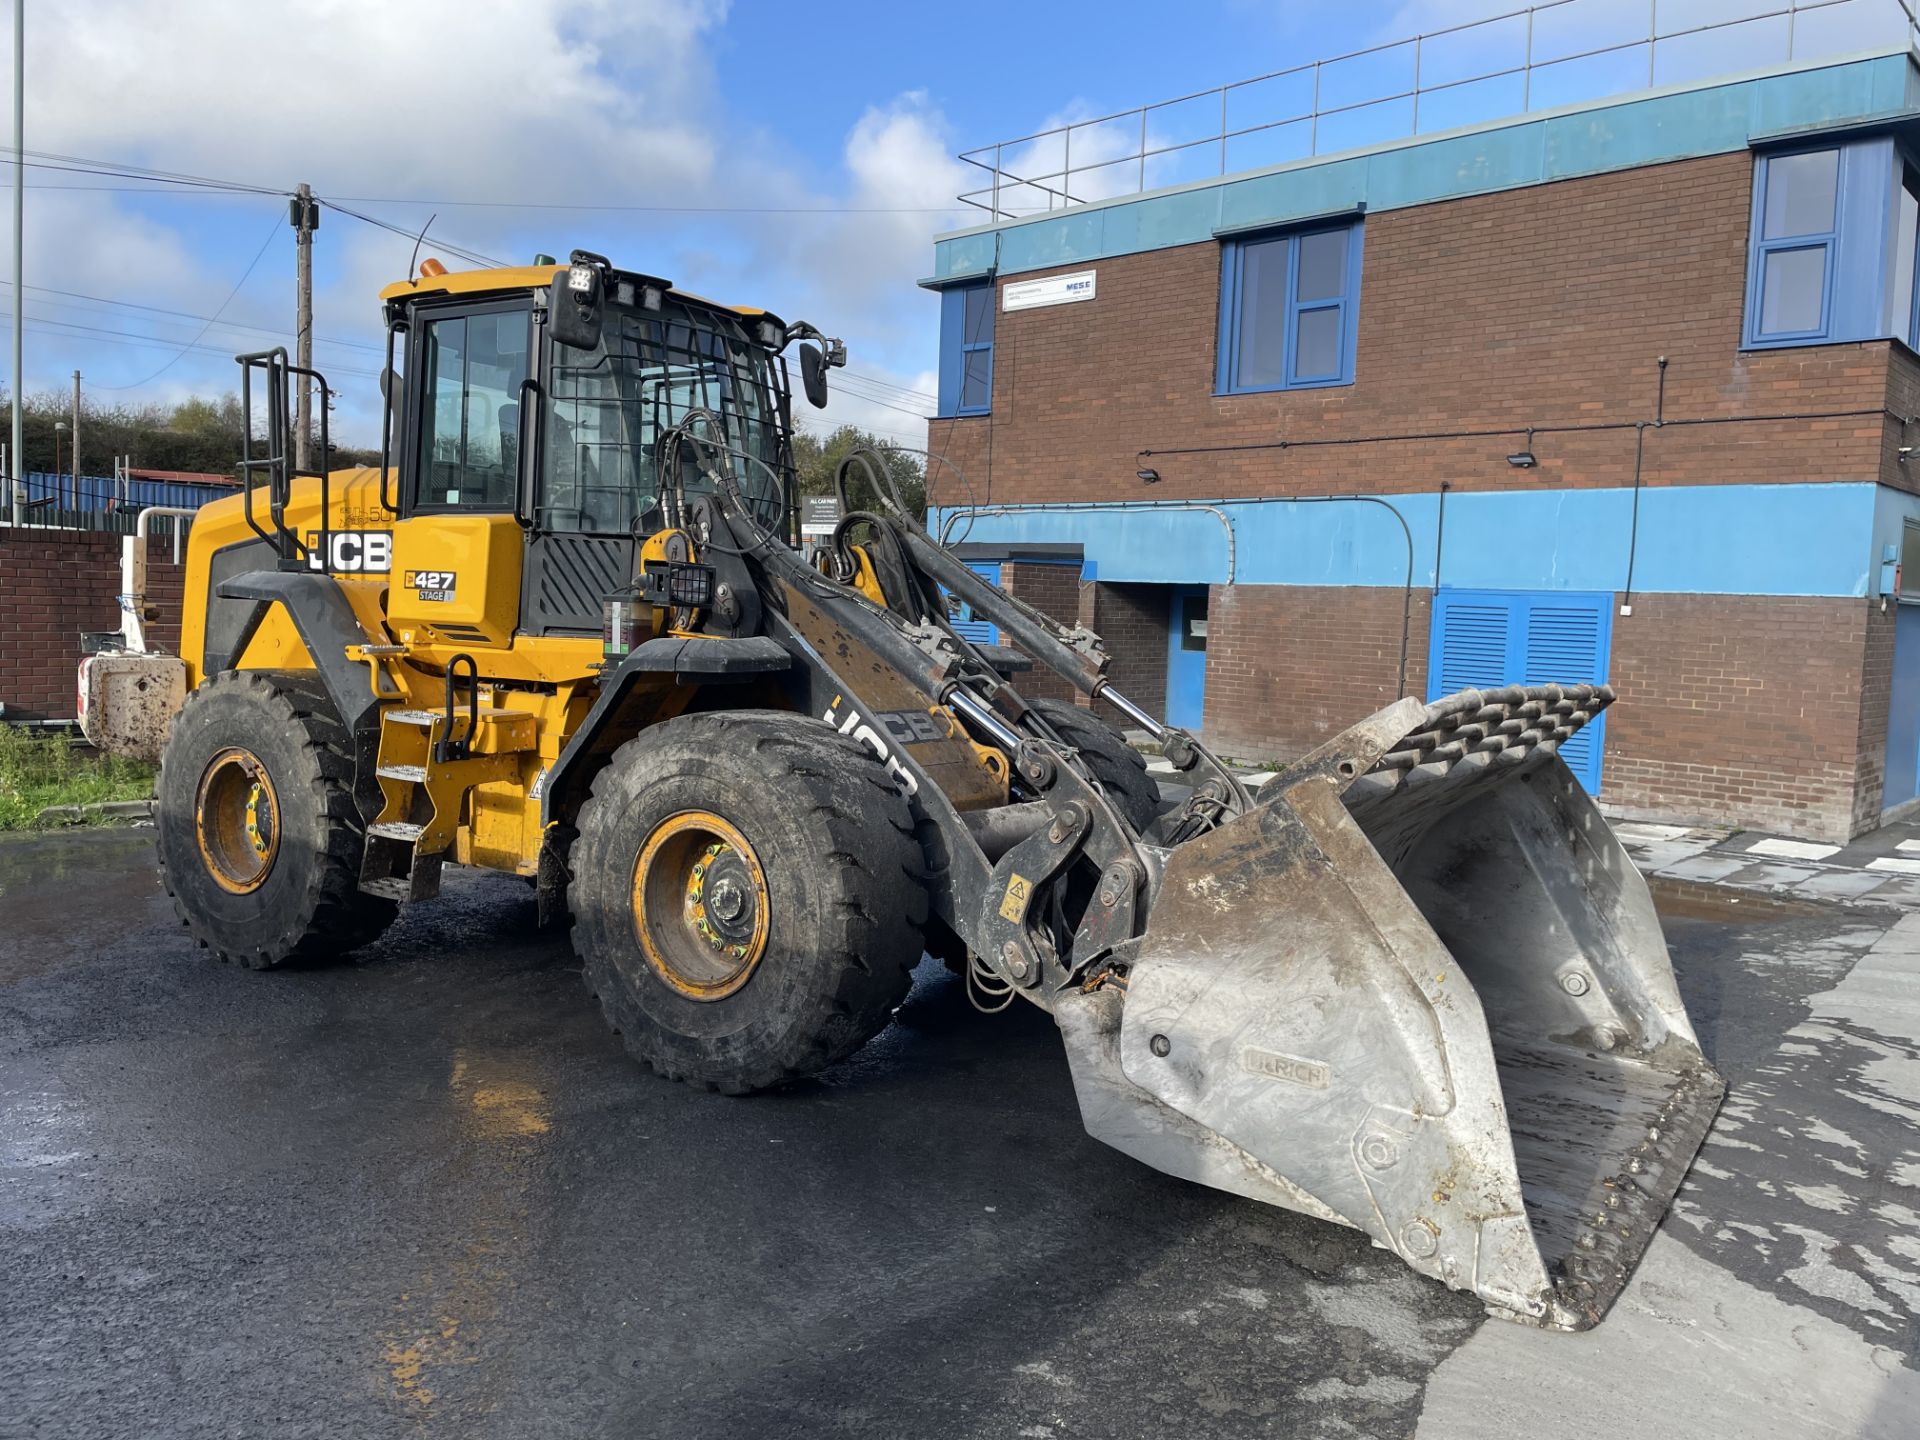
[1, 829, 1918, 1439]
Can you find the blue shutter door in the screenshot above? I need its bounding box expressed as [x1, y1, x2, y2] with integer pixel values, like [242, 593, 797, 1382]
[1429, 590, 1612, 794]
[1520, 602, 1611, 792]
[1431, 599, 1515, 695]
[947, 562, 1001, 645]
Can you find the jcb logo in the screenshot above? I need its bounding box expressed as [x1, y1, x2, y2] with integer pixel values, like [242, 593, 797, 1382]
[306, 530, 392, 574]
[823, 699, 919, 796]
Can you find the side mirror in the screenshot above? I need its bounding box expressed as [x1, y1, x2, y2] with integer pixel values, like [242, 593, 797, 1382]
[800, 343, 829, 409]
[548, 265, 604, 351]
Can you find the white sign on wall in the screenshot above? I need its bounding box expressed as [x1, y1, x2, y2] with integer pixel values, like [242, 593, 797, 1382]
[1002, 270, 1096, 312]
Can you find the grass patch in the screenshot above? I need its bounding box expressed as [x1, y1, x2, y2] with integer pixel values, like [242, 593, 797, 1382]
[0, 725, 154, 831]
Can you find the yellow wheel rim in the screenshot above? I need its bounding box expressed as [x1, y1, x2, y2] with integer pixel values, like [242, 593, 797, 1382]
[195, 746, 280, 895]
[632, 810, 771, 1001]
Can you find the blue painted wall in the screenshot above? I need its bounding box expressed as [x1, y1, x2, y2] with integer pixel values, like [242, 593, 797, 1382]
[934, 481, 1897, 599]
[1886, 605, 1920, 809]
[928, 53, 1916, 285]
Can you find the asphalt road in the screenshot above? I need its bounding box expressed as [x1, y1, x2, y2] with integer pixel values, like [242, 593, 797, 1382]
[1, 829, 1917, 1439]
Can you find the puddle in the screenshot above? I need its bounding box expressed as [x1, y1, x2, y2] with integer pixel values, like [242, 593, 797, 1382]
[1649, 877, 1828, 924]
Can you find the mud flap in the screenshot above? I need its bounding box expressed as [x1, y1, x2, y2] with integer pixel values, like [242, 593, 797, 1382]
[1057, 686, 1724, 1331]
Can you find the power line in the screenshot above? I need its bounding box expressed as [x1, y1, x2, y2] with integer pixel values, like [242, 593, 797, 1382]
[0, 147, 286, 196]
[94, 212, 286, 391]
[828, 378, 935, 421]
[316, 197, 507, 269]
[836, 368, 935, 403]
[0, 310, 379, 379]
[795, 414, 926, 446]
[0, 281, 385, 353]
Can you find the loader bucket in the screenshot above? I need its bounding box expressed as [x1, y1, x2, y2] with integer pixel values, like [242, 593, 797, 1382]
[1056, 686, 1724, 1331]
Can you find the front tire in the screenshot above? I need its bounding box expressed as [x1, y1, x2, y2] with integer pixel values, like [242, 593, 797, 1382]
[155, 671, 396, 968]
[1026, 696, 1160, 833]
[570, 711, 928, 1094]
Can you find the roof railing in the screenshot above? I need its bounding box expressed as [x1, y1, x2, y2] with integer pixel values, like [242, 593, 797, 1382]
[957, 0, 1920, 222]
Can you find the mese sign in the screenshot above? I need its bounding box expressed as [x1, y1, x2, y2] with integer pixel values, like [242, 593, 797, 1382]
[1002, 270, 1096, 312]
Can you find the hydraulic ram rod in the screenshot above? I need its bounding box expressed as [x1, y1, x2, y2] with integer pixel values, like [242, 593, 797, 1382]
[896, 526, 1170, 740]
[896, 527, 1107, 694]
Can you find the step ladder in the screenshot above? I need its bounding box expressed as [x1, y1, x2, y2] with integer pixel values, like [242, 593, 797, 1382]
[358, 657, 536, 902]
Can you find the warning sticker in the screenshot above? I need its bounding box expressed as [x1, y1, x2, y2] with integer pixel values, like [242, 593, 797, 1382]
[998, 872, 1033, 923]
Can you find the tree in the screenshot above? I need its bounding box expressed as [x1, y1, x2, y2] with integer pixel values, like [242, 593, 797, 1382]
[0, 389, 380, 477]
[789, 424, 926, 522]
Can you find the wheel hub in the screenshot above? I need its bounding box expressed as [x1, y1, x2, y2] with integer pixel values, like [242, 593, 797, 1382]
[195, 746, 281, 895]
[632, 812, 770, 1001]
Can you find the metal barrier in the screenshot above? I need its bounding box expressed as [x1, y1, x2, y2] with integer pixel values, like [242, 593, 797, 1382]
[958, 0, 1920, 220]
[4, 472, 211, 541]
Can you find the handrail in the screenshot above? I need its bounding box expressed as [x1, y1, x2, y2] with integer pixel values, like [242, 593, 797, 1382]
[956, 0, 1920, 220]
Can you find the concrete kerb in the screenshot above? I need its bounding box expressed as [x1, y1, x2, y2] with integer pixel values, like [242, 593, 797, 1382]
[32, 798, 155, 827]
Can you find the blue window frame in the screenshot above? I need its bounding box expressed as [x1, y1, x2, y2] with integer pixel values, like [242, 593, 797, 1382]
[1216, 221, 1362, 394]
[1742, 137, 1920, 352]
[1896, 163, 1920, 350]
[937, 280, 995, 417]
[1746, 148, 1841, 345]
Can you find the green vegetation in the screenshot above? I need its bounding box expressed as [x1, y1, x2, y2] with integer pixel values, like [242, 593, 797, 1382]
[0, 388, 380, 478]
[791, 424, 927, 521]
[0, 726, 154, 831]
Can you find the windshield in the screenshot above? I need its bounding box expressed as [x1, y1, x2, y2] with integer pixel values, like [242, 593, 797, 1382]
[540, 298, 789, 535]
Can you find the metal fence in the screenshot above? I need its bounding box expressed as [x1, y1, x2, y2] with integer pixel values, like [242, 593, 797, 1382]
[6, 471, 222, 536]
[958, 0, 1920, 220]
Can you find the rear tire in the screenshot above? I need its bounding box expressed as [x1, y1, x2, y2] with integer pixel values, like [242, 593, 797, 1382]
[570, 710, 928, 1094]
[155, 671, 396, 968]
[1026, 697, 1160, 833]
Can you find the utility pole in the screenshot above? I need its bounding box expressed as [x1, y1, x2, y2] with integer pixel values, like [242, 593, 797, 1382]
[70, 368, 79, 505]
[9, 0, 23, 525]
[292, 181, 316, 472]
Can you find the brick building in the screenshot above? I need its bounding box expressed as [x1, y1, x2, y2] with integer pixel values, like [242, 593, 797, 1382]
[923, 39, 1920, 842]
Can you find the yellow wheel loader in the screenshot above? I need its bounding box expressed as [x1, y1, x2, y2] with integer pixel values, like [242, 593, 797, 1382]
[81, 252, 1723, 1331]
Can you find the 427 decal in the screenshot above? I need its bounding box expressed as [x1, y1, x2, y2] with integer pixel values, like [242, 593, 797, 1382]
[404, 569, 457, 603]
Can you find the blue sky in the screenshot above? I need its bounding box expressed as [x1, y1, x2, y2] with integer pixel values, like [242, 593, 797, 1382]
[2, 0, 1905, 454]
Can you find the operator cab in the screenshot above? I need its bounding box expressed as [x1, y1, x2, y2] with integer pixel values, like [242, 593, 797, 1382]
[380, 253, 840, 639]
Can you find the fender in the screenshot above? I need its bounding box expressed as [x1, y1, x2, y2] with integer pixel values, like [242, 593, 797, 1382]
[538, 634, 792, 827]
[215, 570, 389, 731]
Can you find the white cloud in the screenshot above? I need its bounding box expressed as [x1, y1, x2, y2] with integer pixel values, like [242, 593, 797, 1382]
[3, 0, 961, 448]
[30, 0, 726, 201]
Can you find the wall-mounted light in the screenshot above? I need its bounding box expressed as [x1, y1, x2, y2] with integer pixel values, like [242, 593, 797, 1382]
[1136, 467, 1161, 484]
[1506, 428, 1538, 469]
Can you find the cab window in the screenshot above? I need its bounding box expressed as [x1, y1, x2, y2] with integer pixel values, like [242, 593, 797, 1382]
[413, 307, 531, 511]
[541, 303, 784, 535]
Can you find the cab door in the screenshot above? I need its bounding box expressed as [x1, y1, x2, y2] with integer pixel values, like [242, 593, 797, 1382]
[389, 302, 532, 649]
